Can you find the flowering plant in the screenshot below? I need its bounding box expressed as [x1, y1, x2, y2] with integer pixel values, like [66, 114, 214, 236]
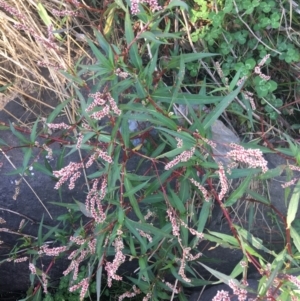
[1, 0, 300, 301]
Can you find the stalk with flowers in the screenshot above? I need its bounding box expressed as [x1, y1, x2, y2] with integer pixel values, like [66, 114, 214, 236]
[1, 0, 300, 300]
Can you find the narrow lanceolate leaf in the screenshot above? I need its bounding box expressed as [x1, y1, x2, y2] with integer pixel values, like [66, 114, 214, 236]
[224, 174, 252, 207]
[125, 10, 142, 69]
[96, 257, 103, 301]
[291, 226, 300, 253]
[30, 118, 39, 143]
[124, 176, 145, 221]
[203, 84, 243, 130]
[287, 180, 300, 229]
[47, 98, 71, 123]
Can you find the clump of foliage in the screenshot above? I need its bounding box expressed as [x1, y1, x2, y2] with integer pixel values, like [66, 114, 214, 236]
[1, 0, 300, 301]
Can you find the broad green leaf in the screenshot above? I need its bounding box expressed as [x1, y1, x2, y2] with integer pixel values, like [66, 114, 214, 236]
[224, 174, 252, 207]
[287, 180, 300, 229]
[203, 84, 243, 130]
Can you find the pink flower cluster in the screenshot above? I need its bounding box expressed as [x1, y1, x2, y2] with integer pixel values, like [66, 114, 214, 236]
[14, 23, 58, 50]
[37, 61, 63, 71]
[38, 244, 68, 256]
[69, 277, 90, 301]
[64, 249, 88, 280]
[281, 165, 300, 188]
[212, 290, 230, 301]
[53, 162, 84, 190]
[0, 0, 25, 20]
[105, 232, 126, 287]
[14, 256, 28, 263]
[86, 148, 112, 168]
[287, 275, 300, 289]
[115, 68, 129, 79]
[226, 143, 268, 173]
[166, 208, 180, 237]
[86, 92, 121, 120]
[85, 178, 107, 223]
[190, 178, 210, 202]
[228, 280, 248, 301]
[254, 54, 271, 81]
[51, 9, 79, 17]
[217, 163, 228, 201]
[165, 147, 195, 170]
[118, 285, 141, 301]
[178, 247, 201, 283]
[131, 0, 162, 14]
[47, 122, 71, 130]
[29, 263, 37, 274]
[243, 91, 256, 110]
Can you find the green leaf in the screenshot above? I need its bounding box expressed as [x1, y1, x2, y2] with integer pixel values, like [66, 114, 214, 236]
[246, 189, 270, 205]
[30, 118, 39, 143]
[287, 180, 300, 229]
[291, 226, 300, 253]
[37, 3, 62, 40]
[123, 179, 150, 198]
[152, 88, 223, 105]
[235, 225, 276, 255]
[22, 148, 32, 173]
[166, 0, 189, 10]
[125, 10, 142, 69]
[9, 121, 30, 144]
[206, 230, 239, 247]
[196, 200, 212, 233]
[86, 38, 112, 70]
[38, 215, 44, 246]
[47, 98, 71, 123]
[124, 175, 145, 221]
[139, 31, 171, 44]
[198, 262, 234, 284]
[124, 218, 147, 252]
[96, 259, 103, 301]
[167, 53, 218, 69]
[169, 189, 186, 214]
[224, 174, 252, 207]
[203, 84, 243, 130]
[129, 219, 173, 239]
